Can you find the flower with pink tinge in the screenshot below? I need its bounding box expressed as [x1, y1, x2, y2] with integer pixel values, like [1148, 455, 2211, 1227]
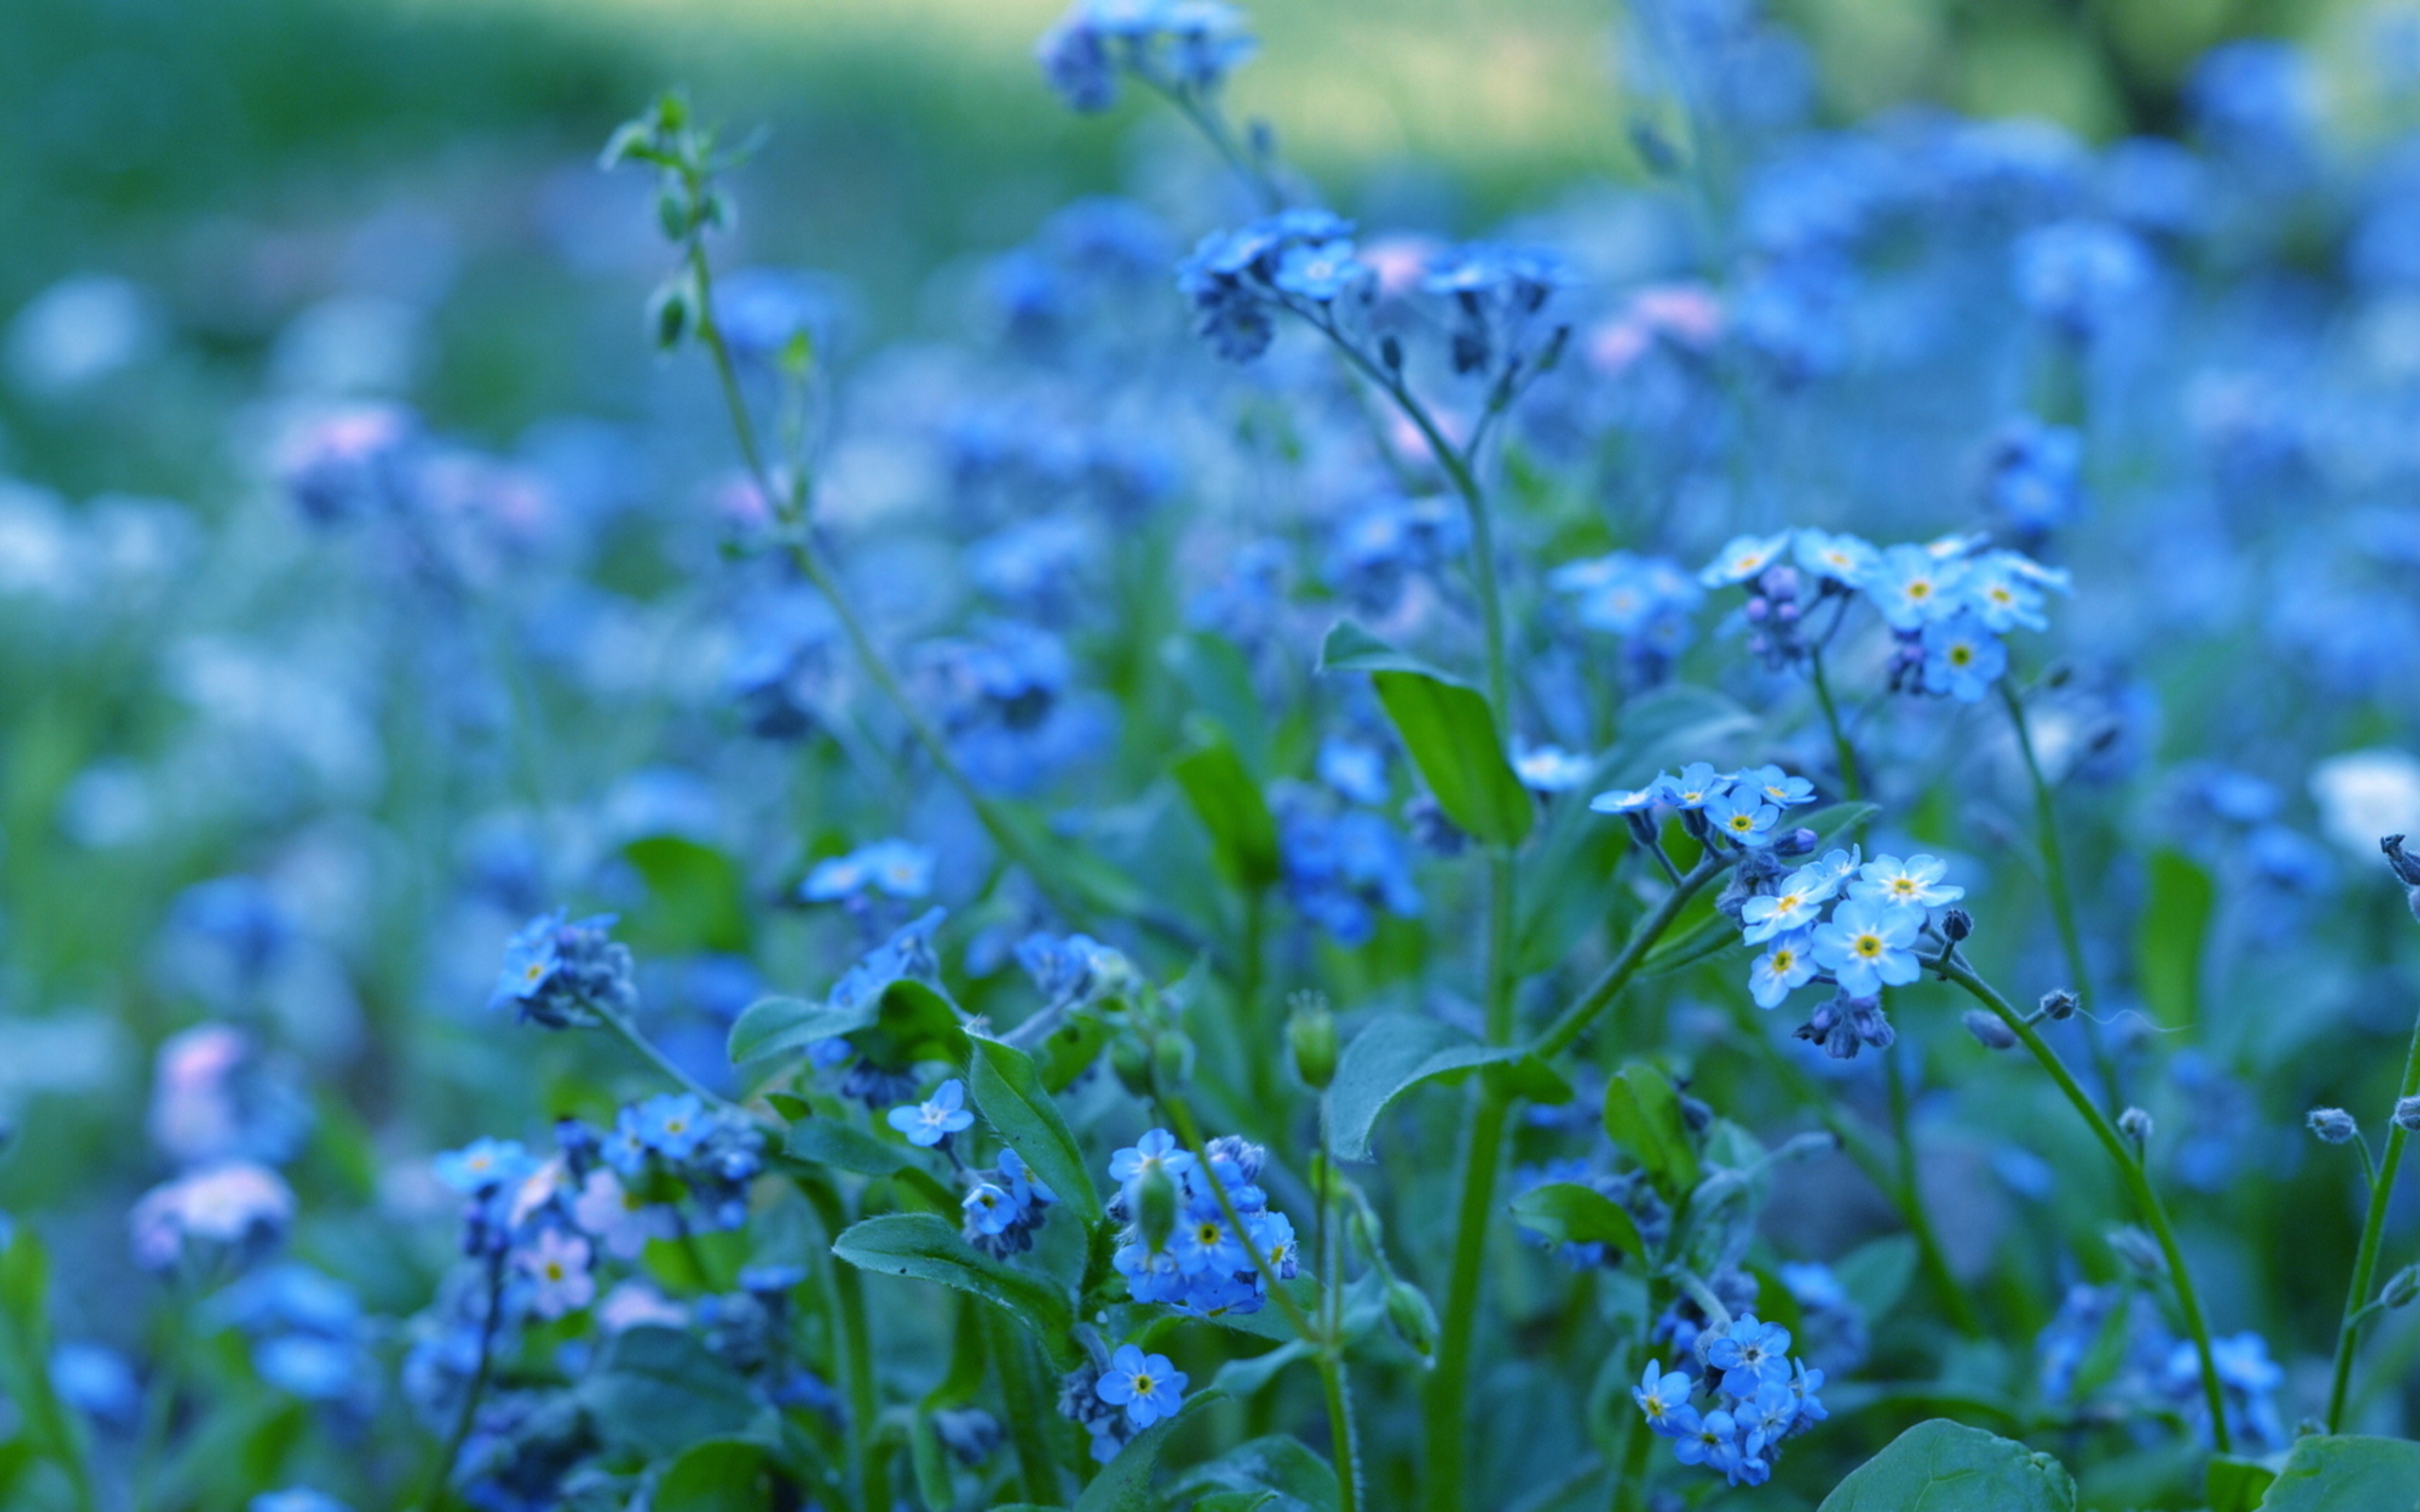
[572, 1167, 675, 1261]
[1587, 318, 1652, 376]
[147, 1023, 249, 1165]
[1630, 283, 1726, 348]
[517, 1229, 596, 1320]
[1357, 234, 1445, 299]
[129, 1162, 296, 1271]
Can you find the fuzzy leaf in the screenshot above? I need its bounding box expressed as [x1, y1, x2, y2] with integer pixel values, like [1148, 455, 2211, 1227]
[831, 1214, 1079, 1369]
[1324, 1012, 1566, 1162]
[2256, 1435, 2420, 1510]
[579, 1327, 763, 1460]
[966, 1034, 1104, 1225]
[1509, 1181, 1649, 1266]
[652, 1439, 775, 1512]
[1172, 731, 1282, 890]
[1601, 1063, 1702, 1196]
[1817, 1419, 2075, 1511]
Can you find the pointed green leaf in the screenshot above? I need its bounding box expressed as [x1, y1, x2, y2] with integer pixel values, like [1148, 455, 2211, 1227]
[1167, 1432, 1340, 1512]
[1601, 1064, 1701, 1196]
[831, 1214, 1079, 1369]
[579, 1327, 764, 1460]
[966, 1035, 1104, 1226]
[653, 1439, 775, 1512]
[730, 995, 873, 1066]
[1172, 733, 1282, 890]
[1323, 1013, 1568, 1162]
[1073, 1389, 1225, 1512]
[1509, 1181, 1649, 1266]
[2256, 1435, 2420, 1510]
[1315, 619, 1458, 681]
[2136, 849, 2215, 1030]
[2205, 1454, 2276, 1512]
[1370, 670, 1532, 847]
[1817, 1419, 2074, 1511]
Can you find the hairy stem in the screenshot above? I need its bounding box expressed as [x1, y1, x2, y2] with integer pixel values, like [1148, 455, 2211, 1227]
[1534, 855, 1731, 1059]
[1940, 956, 2230, 1451]
[1883, 1040, 1985, 1338]
[2000, 682, 2120, 1110]
[2325, 1000, 2420, 1431]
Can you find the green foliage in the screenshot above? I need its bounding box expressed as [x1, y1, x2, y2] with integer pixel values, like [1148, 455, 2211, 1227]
[1322, 1011, 1568, 1162]
[2254, 1435, 2420, 1510]
[2135, 848, 2215, 1029]
[652, 1439, 778, 1512]
[1600, 1063, 1701, 1197]
[1172, 730, 1282, 891]
[579, 1327, 766, 1460]
[830, 1214, 1080, 1368]
[1318, 621, 1531, 847]
[966, 1033, 1107, 1225]
[1818, 1419, 2076, 1511]
[1508, 1181, 1650, 1265]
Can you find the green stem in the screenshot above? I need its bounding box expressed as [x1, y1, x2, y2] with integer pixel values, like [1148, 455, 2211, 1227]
[803, 1179, 889, 1512]
[1807, 649, 1862, 805]
[1317, 1125, 1362, 1512]
[1883, 1039, 1985, 1338]
[2325, 1001, 2420, 1431]
[1533, 855, 1730, 1059]
[1422, 1085, 1512, 1512]
[2000, 682, 2120, 1109]
[594, 1000, 735, 1113]
[986, 1310, 1069, 1505]
[1939, 956, 2231, 1452]
[682, 238, 1111, 936]
[412, 1250, 508, 1512]
[1610, 1403, 1654, 1512]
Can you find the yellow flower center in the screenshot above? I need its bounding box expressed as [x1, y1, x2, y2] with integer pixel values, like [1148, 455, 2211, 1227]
[1854, 935, 1882, 957]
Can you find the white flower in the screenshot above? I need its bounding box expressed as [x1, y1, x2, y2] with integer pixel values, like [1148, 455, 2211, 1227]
[2311, 749, 2420, 857]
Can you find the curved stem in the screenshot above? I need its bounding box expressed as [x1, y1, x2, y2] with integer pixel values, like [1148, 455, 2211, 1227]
[594, 999, 735, 1113]
[1807, 649, 1862, 806]
[1883, 1040, 1984, 1338]
[1533, 855, 1731, 1060]
[1999, 682, 2121, 1110]
[801, 1178, 888, 1512]
[1940, 956, 2231, 1452]
[2325, 1002, 2420, 1431]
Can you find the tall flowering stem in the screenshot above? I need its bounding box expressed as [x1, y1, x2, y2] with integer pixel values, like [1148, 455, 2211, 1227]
[1161, 1093, 1359, 1512]
[1999, 682, 2122, 1109]
[2324, 1000, 2420, 1430]
[1938, 954, 2231, 1452]
[412, 1247, 508, 1512]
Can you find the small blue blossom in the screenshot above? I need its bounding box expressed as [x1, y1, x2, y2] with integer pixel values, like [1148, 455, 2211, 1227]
[1096, 1343, 1187, 1429]
[1704, 790, 1781, 849]
[1811, 897, 1925, 996]
[888, 1080, 976, 1147]
[1919, 611, 2008, 702]
[1848, 854, 1963, 909]
[1704, 1314, 1794, 1398]
[1634, 1361, 1697, 1437]
[1700, 532, 1792, 588]
[1748, 931, 1819, 1008]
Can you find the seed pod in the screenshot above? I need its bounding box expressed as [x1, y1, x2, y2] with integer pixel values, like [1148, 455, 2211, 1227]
[1135, 1167, 1179, 1257]
[1385, 1277, 1440, 1360]
[1288, 1002, 1339, 1091]
[2118, 1107, 2154, 1147]
[2039, 988, 2079, 1021]
[1962, 1008, 2015, 1051]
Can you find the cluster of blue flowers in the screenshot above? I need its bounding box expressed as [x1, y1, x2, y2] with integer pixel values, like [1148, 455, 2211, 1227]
[1108, 1130, 1299, 1318]
[1725, 842, 1965, 1056]
[1590, 761, 1821, 854]
[1037, 0, 1256, 114]
[1699, 528, 2068, 701]
[486, 910, 640, 1029]
[2037, 1282, 2287, 1450]
[1634, 1313, 1828, 1488]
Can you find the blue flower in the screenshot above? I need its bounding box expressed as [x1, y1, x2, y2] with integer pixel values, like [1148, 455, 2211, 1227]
[1867, 544, 1967, 630]
[803, 839, 936, 902]
[1663, 763, 1728, 810]
[1748, 931, 1819, 1009]
[1848, 854, 1963, 909]
[631, 1093, 709, 1160]
[1513, 743, 1595, 794]
[1919, 611, 2008, 702]
[1634, 1361, 1698, 1437]
[1110, 1128, 1196, 1186]
[1700, 532, 1792, 588]
[888, 1080, 976, 1147]
[2013, 219, 2153, 341]
[1704, 790, 1781, 849]
[1740, 869, 1839, 944]
[1791, 528, 1878, 588]
[1811, 898, 1924, 996]
[1672, 1408, 1738, 1469]
[1982, 419, 2084, 540]
[1589, 784, 1662, 816]
[1317, 738, 1390, 805]
[434, 1138, 533, 1195]
[1097, 1343, 1187, 1429]
[1272, 240, 1366, 301]
[1703, 1314, 1794, 1398]
[1738, 764, 1817, 808]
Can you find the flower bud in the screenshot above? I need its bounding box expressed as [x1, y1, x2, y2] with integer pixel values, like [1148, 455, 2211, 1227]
[1940, 907, 1974, 942]
[2118, 1107, 2154, 1147]
[1109, 1037, 1152, 1099]
[1288, 1001, 1339, 1091]
[1962, 1008, 2015, 1051]
[2383, 834, 2420, 887]
[1152, 1030, 1196, 1091]
[1773, 827, 1819, 857]
[1134, 1167, 1180, 1257]
[2039, 988, 2078, 1021]
[2395, 1096, 2420, 1133]
[2307, 1108, 2360, 1145]
[2383, 1264, 2420, 1310]
[2108, 1225, 2167, 1279]
[1385, 1277, 1440, 1361]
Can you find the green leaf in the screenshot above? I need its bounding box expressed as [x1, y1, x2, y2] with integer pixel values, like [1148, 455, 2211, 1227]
[1316, 621, 1531, 846]
[1370, 670, 1532, 847]
[1323, 1013, 1566, 1162]
[621, 835, 752, 954]
[1315, 619, 1458, 681]
[784, 1117, 921, 1177]
[653, 1439, 775, 1512]
[0, 1231, 92, 1509]
[579, 1327, 763, 1460]
[1171, 732, 1282, 890]
[966, 1035, 1105, 1226]
[1208, 1340, 1313, 1400]
[1167, 1432, 1340, 1512]
[2256, 1435, 2420, 1510]
[1817, 1419, 2075, 1512]
[2205, 1454, 2277, 1512]
[858, 979, 971, 1069]
[2135, 849, 2215, 1030]
[730, 995, 873, 1066]
[1601, 1064, 1701, 1196]
[1033, 1006, 1115, 1094]
[1073, 1389, 1225, 1512]
[1508, 1181, 1649, 1266]
[831, 1214, 1079, 1369]
[1163, 631, 1269, 774]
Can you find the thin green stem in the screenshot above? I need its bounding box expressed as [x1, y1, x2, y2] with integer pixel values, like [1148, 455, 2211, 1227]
[412, 1250, 508, 1512]
[1939, 956, 2231, 1452]
[595, 1000, 735, 1113]
[1610, 1404, 1654, 1512]
[1534, 855, 1731, 1059]
[802, 1179, 889, 1512]
[1883, 1040, 1985, 1337]
[2325, 1000, 2420, 1431]
[1422, 1085, 1512, 1512]
[2000, 682, 2121, 1110]
[1807, 649, 1862, 805]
